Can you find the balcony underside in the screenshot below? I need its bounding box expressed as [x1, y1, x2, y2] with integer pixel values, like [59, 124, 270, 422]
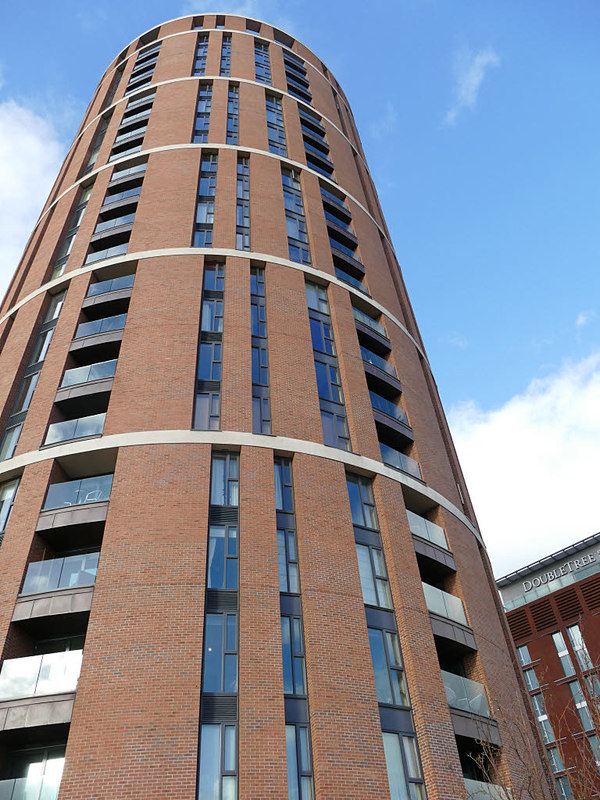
[0, 694, 75, 734]
[13, 586, 94, 625]
[450, 707, 502, 747]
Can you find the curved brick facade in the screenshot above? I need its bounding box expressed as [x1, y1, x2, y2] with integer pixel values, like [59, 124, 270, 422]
[0, 14, 552, 800]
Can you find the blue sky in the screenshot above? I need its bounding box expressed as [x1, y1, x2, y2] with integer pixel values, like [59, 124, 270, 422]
[1, 0, 599, 574]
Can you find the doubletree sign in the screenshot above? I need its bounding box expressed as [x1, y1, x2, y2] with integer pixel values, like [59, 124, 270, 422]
[522, 547, 600, 593]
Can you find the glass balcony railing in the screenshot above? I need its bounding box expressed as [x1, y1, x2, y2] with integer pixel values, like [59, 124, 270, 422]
[407, 510, 448, 550]
[442, 670, 491, 717]
[369, 391, 409, 425]
[353, 307, 386, 337]
[113, 125, 147, 145]
[0, 773, 63, 800]
[422, 582, 467, 625]
[60, 359, 117, 388]
[87, 274, 134, 297]
[464, 778, 512, 800]
[320, 186, 348, 210]
[93, 213, 135, 234]
[329, 237, 361, 262]
[85, 242, 128, 264]
[0, 650, 83, 701]
[360, 346, 396, 377]
[325, 209, 353, 234]
[44, 474, 113, 510]
[102, 185, 142, 205]
[380, 443, 421, 479]
[304, 141, 331, 161]
[74, 313, 127, 339]
[21, 553, 99, 596]
[110, 161, 147, 181]
[335, 267, 368, 295]
[45, 413, 105, 445]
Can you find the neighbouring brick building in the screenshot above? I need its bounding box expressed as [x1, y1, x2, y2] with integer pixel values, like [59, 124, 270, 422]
[498, 535, 600, 799]
[0, 13, 553, 800]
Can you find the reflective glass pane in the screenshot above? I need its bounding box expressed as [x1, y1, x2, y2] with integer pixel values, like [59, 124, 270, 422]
[281, 617, 293, 694]
[207, 526, 225, 588]
[198, 725, 221, 800]
[356, 545, 377, 606]
[224, 654, 237, 692]
[224, 726, 236, 771]
[202, 615, 223, 692]
[383, 732, 410, 800]
[286, 726, 299, 800]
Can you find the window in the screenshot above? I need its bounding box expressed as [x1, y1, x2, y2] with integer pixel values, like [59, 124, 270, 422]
[198, 724, 237, 800]
[356, 543, 392, 609]
[569, 680, 594, 731]
[285, 725, 314, 800]
[320, 409, 350, 450]
[0, 479, 19, 537]
[555, 776, 573, 800]
[207, 524, 238, 589]
[195, 392, 221, 431]
[552, 631, 575, 677]
[305, 282, 328, 313]
[197, 341, 222, 380]
[383, 731, 427, 800]
[195, 263, 224, 430]
[282, 168, 310, 265]
[193, 84, 213, 143]
[588, 734, 600, 769]
[524, 668, 539, 692]
[566, 624, 593, 671]
[266, 94, 287, 155]
[251, 266, 271, 434]
[220, 34, 231, 76]
[368, 627, 409, 707]
[210, 453, 239, 506]
[277, 527, 300, 594]
[193, 155, 217, 247]
[226, 85, 239, 145]
[517, 644, 532, 667]
[52, 185, 94, 278]
[346, 474, 378, 530]
[281, 615, 307, 695]
[193, 33, 209, 75]
[314, 360, 342, 403]
[547, 746, 565, 774]
[84, 116, 110, 175]
[254, 40, 271, 84]
[274, 458, 293, 512]
[202, 613, 237, 693]
[532, 692, 555, 744]
[201, 298, 224, 332]
[236, 157, 250, 250]
[309, 317, 335, 355]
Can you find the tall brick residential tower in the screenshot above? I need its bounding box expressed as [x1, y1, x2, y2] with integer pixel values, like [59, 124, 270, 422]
[0, 14, 552, 800]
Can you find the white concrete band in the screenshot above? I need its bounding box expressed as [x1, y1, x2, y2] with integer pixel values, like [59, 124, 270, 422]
[0, 428, 483, 546]
[0, 245, 426, 362]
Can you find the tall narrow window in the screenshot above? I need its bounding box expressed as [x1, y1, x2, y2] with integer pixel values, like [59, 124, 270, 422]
[84, 115, 110, 175]
[0, 478, 19, 542]
[569, 680, 594, 731]
[532, 692, 555, 744]
[552, 631, 575, 677]
[220, 34, 231, 76]
[226, 84, 239, 145]
[193, 155, 217, 247]
[251, 267, 271, 434]
[236, 157, 250, 250]
[281, 616, 307, 695]
[566, 624, 593, 671]
[193, 33, 209, 75]
[0, 291, 66, 462]
[51, 186, 93, 278]
[286, 725, 314, 800]
[266, 94, 287, 156]
[198, 451, 240, 797]
[306, 282, 350, 450]
[194, 84, 213, 143]
[282, 168, 311, 265]
[346, 472, 427, 800]
[194, 263, 224, 430]
[254, 40, 271, 84]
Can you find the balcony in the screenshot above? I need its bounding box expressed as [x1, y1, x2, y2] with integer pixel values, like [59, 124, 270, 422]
[86, 274, 134, 297]
[74, 313, 127, 340]
[299, 109, 326, 136]
[44, 413, 105, 446]
[442, 670, 491, 717]
[0, 775, 63, 800]
[43, 475, 113, 511]
[464, 778, 512, 800]
[60, 359, 117, 388]
[360, 346, 395, 376]
[108, 162, 147, 188]
[102, 184, 142, 207]
[422, 583, 467, 625]
[325, 217, 358, 250]
[380, 442, 421, 479]
[329, 239, 364, 277]
[0, 651, 82, 702]
[85, 241, 128, 265]
[93, 213, 135, 236]
[408, 510, 448, 550]
[320, 185, 349, 214]
[21, 553, 98, 596]
[335, 267, 369, 295]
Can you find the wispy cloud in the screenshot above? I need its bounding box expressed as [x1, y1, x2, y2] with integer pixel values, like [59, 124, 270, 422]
[449, 353, 600, 576]
[576, 310, 594, 328]
[0, 100, 65, 303]
[444, 332, 469, 349]
[369, 102, 398, 140]
[444, 46, 500, 126]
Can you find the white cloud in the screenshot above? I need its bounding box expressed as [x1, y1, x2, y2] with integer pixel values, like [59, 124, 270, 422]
[0, 100, 65, 304]
[444, 46, 500, 126]
[369, 102, 398, 140]
[449, 353, 600, 576]
[576, 310, 594, 328]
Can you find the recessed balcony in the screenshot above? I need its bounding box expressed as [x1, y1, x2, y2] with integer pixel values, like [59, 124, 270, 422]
[330, 240, 364, 277]
[380, 442, 421, 480]
[335, 267, 369, 295]
[21, 553, 98, 597]
[59, 358, 117, 391]
[408, 510, 449, 551]
[44, 413, 105, 447]
[0, 651, 82, 702]
[409, 510, 456, 575]
[442, 671, 500, 745]
[85, 273, 134, 299]
[422, 582, 467, 625]
[464, 778, 512, 800]
[74, 313, 127, 341]
[43, 475, 113, 512]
